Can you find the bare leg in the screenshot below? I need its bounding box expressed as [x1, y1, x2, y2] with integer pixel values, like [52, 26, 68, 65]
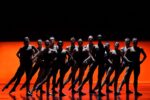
[9, 68, 24, 93]
[77, 62, 97, 92]
[101, 67, 114, 88]
[114, 69, 120, 95]
[134, 65, 141, 95]
[118, 67, 133, 93]
[20, 62, 41, 90]
[59, 67, 66, 96]
[97, 64, 106, 96]
[52, 67, 59, 93]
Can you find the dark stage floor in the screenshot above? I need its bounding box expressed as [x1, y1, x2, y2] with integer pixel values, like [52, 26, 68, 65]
[0, 83, 150, 100]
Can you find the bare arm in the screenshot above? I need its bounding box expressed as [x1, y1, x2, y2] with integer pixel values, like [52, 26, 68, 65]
[83, 56, 91, 64]
[86, 46, 96, 62]
[32, 46, 38, 54]
[16, 49, 21, 58]
[66, 48, 76, 62]
[107, 51, 113, 65]
[32, 50, 43, 62]
[52, 49, 57, 62]
[88, 51, 95, 62]
[124, 49, 132, 63]
[107, 59, 113, 65]
[140, 48, 147, 64]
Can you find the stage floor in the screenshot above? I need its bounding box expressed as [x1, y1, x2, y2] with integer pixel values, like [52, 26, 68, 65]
[0, 83, 150, 100]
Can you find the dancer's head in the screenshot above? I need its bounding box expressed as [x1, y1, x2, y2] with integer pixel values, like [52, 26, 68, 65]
[24, 37, 30, 47]
[37, 39, 42, 47]
[49, 36, 55, 46]
[70, 37, 76, 45]
[97, 34, 102, 42]
[45, 40, 50, 49]
[124, 38, 130, 47]
[78, 38, 83, 46]
[88, 35, 93, 44]
[105, 42, 110, 51]
[57, 40, 63, 48]
[132, 38, 138, 47]
[114, 42, 119, 50]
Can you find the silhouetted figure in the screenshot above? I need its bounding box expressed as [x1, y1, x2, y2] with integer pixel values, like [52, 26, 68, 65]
[56, 41, 68, 96]
[2, 37, 38, 95]
[112, 42, 122, 95]
[49, 36, 59, 94]
[102, 42, 122, 95]
[20, 39, 45, 93]
[101, 42, 124, 95]
[93, 42, 113, 93]
[63, 37, 78, 93]
[49, 36, 58, 50]
[123, 38, 146, 96]
[77, 35, 97, 94]
[109, 38, 131, 86]
[104, 42, 113, 93]
[68, 38, 88, 95]
[85, 34, 106, 96]
[35, 39, 77, 95]
[116, 38, 134, 94]
[41, 39, 57, 96]
[29, 40, 57, 96]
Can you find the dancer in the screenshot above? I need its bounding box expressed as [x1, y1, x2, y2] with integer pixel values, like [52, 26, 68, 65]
[35, 39, 77, 95]
[93, 42, 113, 93]
[2, 37, 38, 95]
[116, 38, 134, 94]
[63, 37, 78, 93]
[56, 40, 68, 96]
[28, 40, 57, 95]
[49, 36, 59, 94]
[20, 39, 44, 93]
[77, 35, 97, 94]
[68, 38, 88, 95]
[101, 42, 121, 95]
[123, 38, 146, 96]
[109, 38, 131, 86]
[91, 34, 106, 96]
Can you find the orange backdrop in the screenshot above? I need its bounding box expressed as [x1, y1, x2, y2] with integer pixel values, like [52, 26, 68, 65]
[0, 41, 150, 84]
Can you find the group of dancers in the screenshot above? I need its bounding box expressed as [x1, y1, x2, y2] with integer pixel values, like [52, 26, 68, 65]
[2, 34, 147, 97]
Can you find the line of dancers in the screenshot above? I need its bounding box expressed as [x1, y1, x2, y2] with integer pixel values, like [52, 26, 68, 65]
[2, 34, 147, 97]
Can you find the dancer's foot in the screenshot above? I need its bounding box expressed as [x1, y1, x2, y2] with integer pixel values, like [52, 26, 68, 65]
[72, 89, 78, 93]
[98, 91, 105, 96]
[77, 85, 82, 92]
[79, 91, 86, 95]
[36, 89, 46, 94]
[68, 85, 73, 91]
[93, 86, 98, 91]
[106, 89, 113, 93]
[2, 85, 9, 91]
[52, 90, 58, 94]
[9, 88, 15, 94]
[114, 92, 120, 96]
[40, 90, 46, 94]
[59, 92, 66, 96]
[20, 84, 26, 90]
[108, 81, 113, 86]
[134, 92, 142, 96]
[126, 90, 133, 94]
[90, 90, 96, 94]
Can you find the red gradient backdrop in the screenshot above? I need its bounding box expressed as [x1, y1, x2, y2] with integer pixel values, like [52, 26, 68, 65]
[0, 41, 149, 84]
